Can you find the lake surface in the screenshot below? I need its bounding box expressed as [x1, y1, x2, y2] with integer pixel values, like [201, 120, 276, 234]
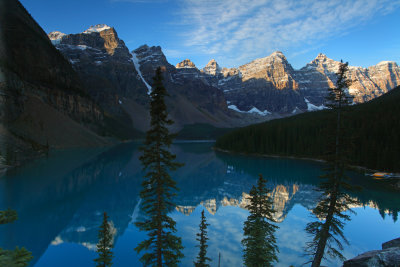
[0, 142, 399, 266]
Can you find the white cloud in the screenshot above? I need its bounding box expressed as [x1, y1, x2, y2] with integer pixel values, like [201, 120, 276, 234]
[178, 0, 400, 67]
[110, 0, 168, 3]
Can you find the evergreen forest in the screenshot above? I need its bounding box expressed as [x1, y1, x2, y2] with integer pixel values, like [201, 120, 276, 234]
[215, 86, 400, 172]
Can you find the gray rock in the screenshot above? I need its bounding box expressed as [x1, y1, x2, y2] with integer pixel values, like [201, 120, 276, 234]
[343, 238, 400, 267]
[383, 238, 400, 250]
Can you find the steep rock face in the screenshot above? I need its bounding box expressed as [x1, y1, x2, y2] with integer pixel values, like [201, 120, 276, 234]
[297, 53, 400, 104]
[209, 52, 305, 113]
[202, 59, 221, 76]
[131, 45, 261, 129]
[203, 52, 400, 114]
[239, 51, 298, 90]
[132, 45, 174, 86]
[49, 25, 149, 133]
[0, 0, 112, 167]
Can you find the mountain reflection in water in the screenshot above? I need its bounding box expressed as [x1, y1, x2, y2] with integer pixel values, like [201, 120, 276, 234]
[0, 142, 398, 266]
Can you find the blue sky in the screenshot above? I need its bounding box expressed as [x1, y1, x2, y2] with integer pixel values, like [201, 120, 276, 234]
[21, 0, 400, 69]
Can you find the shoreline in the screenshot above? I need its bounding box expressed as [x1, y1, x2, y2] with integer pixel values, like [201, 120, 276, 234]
[212, 147, 395, 175]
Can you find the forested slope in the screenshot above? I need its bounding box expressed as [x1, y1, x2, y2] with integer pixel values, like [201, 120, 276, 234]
[215, 86, 400, 172]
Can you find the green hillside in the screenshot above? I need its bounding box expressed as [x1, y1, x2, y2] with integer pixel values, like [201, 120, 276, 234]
[215, 86, 400, 172]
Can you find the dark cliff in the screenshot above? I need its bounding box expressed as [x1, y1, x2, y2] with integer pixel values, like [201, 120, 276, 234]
[0, 0, 121, 168]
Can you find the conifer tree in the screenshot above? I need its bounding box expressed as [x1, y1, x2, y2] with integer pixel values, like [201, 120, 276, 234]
[134, 67, 183, 266]
[305, 61, 359, 266]
[94, 212, 114, 267]
[0, 209, 17, 224]
[194, 210, 211, 267]
[242, 174, 279, 267]
[0, 209, 32, 267]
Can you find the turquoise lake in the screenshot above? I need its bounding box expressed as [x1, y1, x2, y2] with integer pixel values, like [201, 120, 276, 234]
[0, 142, 399, 266]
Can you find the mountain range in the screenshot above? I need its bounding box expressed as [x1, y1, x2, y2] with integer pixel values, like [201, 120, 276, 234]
[49, 24, 400, 118]
[1, 0, 400, 166]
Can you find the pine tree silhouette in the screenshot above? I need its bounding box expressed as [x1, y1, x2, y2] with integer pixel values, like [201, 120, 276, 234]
[94, 212, 114, 267]
[194, 210, 211, 267]
[305, 61, 359, 267]
[134, 67, 184, 266]
[242, 174, 279, 266]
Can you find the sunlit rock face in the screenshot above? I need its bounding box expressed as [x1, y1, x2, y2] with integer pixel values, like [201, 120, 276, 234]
[202, 59, 221, 76]
[49, 24, 400, 125]
[297, 54, 400, 104]
[203, 52, 400, 114]
[176, 59, 197, 69]
[238, 51, 299, 90]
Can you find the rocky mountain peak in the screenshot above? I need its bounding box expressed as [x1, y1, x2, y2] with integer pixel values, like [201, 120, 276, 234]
[176, 59, 196, 69]
[52, 25, 126, 56]
[133, 45, 167, 65]
[132, 44, 175, 85]
[238, 50, 295, 88]
[202, 59, 221, 75]
[316, 53, 327, 60]
[376, 61, 397, 66]
[270, 51, 286, 59]
[83, 24, 111, 34]
[48, 31, 66, 40]
[307, 53, 340, 73]
[48, 31, 66, 45]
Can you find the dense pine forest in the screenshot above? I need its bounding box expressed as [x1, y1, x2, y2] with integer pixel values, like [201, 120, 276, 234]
[215, 86, 400, 172]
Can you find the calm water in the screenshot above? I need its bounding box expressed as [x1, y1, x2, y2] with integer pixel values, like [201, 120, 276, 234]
[0, 142, 399, 267]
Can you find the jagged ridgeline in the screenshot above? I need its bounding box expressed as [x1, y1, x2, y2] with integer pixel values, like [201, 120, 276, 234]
[0, 0, 140, 167]
[215, 86, 400, 172]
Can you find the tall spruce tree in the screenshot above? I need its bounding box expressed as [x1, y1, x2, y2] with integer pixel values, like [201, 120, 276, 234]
[134, 67, 183, 266]
[305, 61, 359, 266]
[242, 174, 279, 267]
[94, 212, 114, 267]
[194, 210, 211, 267]
[0, 209, 32, 267]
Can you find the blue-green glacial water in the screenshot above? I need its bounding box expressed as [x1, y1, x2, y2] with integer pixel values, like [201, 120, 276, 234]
[0, 142, 399, 266]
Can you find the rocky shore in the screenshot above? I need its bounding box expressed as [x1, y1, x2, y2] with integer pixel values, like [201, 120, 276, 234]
[343, 238, 400, 266]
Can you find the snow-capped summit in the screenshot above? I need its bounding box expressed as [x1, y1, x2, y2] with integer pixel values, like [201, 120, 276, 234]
[48, 31, 66, 44]
[48, 31, 66, 40]
[202, 59, 221, 75]
[270, 51, 285, 58]
[83, 24, 111, 34]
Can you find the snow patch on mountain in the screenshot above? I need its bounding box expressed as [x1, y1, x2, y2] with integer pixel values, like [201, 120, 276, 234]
[48, 31, 66, 44]
[228, 105, 271, 116]
[292, 107, 302, 114]
[83, 24, 111, 34]
[304, 98, 326, 111]
[131, 52, 152, 94]
[248, 107, 271, 115]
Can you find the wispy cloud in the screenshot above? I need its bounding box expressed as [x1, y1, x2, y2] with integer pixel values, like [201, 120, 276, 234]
[178, 0, 400, 67]
[110, 0, 168, 3]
